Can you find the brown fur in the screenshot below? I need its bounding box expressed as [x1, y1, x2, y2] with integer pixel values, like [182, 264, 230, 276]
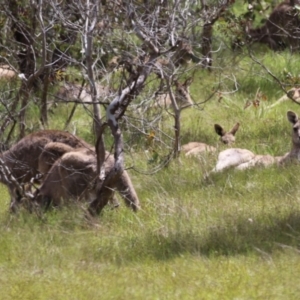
[0, 130, 92, 212]
[34, 147, 140, 214]
[0, 65, 16, 79]
[279, 110, 300, 164]
[56, 82, 111, 103]
[182, 142, 216, 156]
[236, 154, 282, 170]
[210, 110, 300, 172]
[212, 148, 283, 172]
[38, 142, 138, 209]
[38, 142, 92, 175]
[183, 122, 240, 157]
[153, 78, 194, 109]
[246, 0, 300, 51]
[267, 87, 300, 109]
[214, 123, 240, 144]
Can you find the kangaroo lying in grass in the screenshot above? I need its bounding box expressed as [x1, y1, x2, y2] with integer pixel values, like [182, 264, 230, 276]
[229, 110, 300, 170]
[154, 78, 194, 109]
[0, 65, 16, 80]
[55, 82, 111, 103]
[34, 143, 140, 215]
[138, 78, 194, 113]
[211, 148, 282, 172]
[182, 122, 240, 157]
[267, 87, 300, 110]
[209, 111, 300, 172]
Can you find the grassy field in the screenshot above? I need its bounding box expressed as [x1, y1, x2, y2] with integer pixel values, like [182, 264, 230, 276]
[1, 49, 300, 299]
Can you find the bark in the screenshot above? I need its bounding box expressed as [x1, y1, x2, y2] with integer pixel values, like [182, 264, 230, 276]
[89, 53, 159, 215]
[64, 80, 86, 130]
[200, 0, 233, 69]
[84, 0, 102, 136]
[201, 22, 213, 69]
[40, 69, 50, 128]
[166, 77, 181, 158]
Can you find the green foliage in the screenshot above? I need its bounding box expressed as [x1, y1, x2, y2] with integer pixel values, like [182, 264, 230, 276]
[3, 13, 300, 298]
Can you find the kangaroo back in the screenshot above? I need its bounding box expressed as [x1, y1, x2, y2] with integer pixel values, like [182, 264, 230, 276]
[2, 130, 92, 212]
[2, 130, 92, 185]
[38, 142, 93, 175]
[34, 149, 140, 214]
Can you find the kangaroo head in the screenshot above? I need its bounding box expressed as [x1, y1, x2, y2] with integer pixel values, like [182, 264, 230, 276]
[214, 122, 240, 145]
[287, 110, 300, 147]
[174, 77, 194, 107]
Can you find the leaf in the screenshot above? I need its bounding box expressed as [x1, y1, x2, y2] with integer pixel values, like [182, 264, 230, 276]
[253, 100, 260, 108]
[55, 69, 65, 82]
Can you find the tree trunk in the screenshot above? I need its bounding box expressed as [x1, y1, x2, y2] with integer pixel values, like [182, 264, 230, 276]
[40, 72, 50, 128]
[90, 53, 159, 215]
[201, 22, 213, 69]
[166, 77, 181, 158]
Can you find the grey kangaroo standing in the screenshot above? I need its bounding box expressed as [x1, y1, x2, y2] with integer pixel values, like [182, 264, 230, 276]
[279, 110, 300, 164]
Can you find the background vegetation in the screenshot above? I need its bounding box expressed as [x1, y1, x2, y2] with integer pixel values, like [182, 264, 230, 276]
[1, 50, 300, 299]
[1, 0, 300, 299]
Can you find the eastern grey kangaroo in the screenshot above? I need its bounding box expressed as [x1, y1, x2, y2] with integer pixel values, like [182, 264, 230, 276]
[34, 143, 140, 215]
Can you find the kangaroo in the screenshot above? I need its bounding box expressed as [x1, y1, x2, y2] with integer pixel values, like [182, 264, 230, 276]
[211, 148, 282, 172]
[182, 122, 240, 157]
[278, 110, 300, 164]
[136, 78, 194, 115]
[38, 142, 140, 211]
[0, 65, 16, 80]
[245, 0, 300, 52]
[211, 118, 291, 172]
[34, 146, 140, 215]
[55, 82, 111, 103]
[267, 87, 300, 109]
[37, 142, 92, 175]
[154, 78, 194, 109]
[210, 109, 300, 172]
[0, 130, 94, 212]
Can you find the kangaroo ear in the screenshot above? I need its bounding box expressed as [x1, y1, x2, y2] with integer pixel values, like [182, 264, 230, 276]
[287, 111, 298, 124]
[214, 124, 226, 136]
[229, 122, 240, 135]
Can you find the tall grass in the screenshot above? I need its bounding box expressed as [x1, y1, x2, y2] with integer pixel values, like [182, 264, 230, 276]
[1, 49, 300, 299]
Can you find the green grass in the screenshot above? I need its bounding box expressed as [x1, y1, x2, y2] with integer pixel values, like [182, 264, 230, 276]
[2, 49, 300, 299]
[1, 160, 300, 299]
